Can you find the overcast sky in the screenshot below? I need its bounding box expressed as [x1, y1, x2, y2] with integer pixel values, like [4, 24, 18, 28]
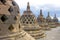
[14, 0, 60, 21]
[15, 0, 60, 8]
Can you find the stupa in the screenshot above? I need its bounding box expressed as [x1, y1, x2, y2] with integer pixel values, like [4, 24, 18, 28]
[53, 14, 58, 23]
[37, 9, 45, 24]
[51, 14, 59, 27]
[0, 0, 35, 40]
[37, 10, 50, 30]
[46, 12, 57, 28]
[46, 12, 52, 23]
[20, 2, 45, 39]
[46, 12, 54, 28]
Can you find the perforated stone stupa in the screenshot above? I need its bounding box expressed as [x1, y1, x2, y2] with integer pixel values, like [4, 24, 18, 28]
[0, 0, 36, 40]
[20, 2, 45, 39]
[53, 14, 58, 23]
[46, 12, 52, 23]
[37, 9, 46, 24]
[37, 10, 50, 30]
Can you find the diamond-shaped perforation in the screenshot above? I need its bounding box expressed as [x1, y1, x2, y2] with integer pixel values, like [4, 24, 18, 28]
[8, 6, 13, 13]
[8, 24, 14, 31]
[14, 16, 17, 20]
[1, 15, 8, 22]
[19, 24, 20, 28]
[20, 15, 36, 24]
[0, 0, 6, 4]
[12, 1, 16, 6]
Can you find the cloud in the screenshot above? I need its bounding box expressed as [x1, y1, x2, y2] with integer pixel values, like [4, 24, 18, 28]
[49, 16, 60, 21]
[14, 0, 60, 12]
[15, 0, 60, 9]
[58, 17, 60, 21]
[51, 16, 53, 19]
[14, 0, 60, 21]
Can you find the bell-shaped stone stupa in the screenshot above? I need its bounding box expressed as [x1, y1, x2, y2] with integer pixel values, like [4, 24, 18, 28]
[0, 0, 35, 40]
[20, 2, 45, 39]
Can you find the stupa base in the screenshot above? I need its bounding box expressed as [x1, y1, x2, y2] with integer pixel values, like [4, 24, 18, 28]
[0, 30, 35, 40]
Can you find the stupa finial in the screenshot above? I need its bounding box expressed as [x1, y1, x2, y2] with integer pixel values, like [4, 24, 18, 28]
[27, 2, 30, 11]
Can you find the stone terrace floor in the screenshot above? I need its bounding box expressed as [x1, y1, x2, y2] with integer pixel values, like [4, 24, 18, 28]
[38, 26, 60, 40]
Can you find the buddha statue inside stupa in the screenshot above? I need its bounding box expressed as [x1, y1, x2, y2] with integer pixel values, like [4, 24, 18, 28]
[0, 0, 36, 40]
[20, 2, 45, 39]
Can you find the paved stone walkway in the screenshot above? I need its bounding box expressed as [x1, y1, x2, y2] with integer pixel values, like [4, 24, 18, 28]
[38, 27, 60, 40]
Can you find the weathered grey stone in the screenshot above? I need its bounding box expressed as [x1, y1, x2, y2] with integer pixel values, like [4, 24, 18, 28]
[0, 0, 35, 40]
[20, 2, 45, 39]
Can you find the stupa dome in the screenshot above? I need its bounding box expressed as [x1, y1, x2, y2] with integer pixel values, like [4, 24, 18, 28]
[0, 0, 35, 40]
[20, 2, 45, 39]
[46, 12, 52, 23]
[53, 14, 58, 22]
